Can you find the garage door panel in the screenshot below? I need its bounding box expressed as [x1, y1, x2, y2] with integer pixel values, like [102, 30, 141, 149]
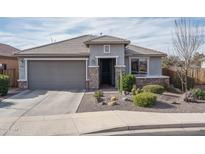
[28, 60, 86, 89]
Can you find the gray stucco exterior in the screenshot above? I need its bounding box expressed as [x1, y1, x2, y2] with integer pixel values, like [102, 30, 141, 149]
[149, 57, 162, 76]
[89, 44, 125, 66]
[125, 56, 129, 73]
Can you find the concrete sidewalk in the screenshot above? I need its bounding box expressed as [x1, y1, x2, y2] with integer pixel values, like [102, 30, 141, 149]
[1, 111, 205, 135]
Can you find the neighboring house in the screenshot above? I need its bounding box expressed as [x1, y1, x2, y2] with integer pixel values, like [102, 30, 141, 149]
[200, 57, 205, 68]
[0, 43, 19, 87]
[15, 35, 169, 90]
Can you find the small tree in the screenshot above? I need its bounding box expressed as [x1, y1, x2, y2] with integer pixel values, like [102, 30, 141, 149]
[172, 18, 204, 92]
[191, 52, 205, 67]
[162, 55, 181, 68]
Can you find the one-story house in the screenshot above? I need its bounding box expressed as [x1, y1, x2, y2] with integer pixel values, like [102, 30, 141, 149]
[15, 35, 169, 90]
[0, 43, 19, 87]
[200, 57, 205, 68]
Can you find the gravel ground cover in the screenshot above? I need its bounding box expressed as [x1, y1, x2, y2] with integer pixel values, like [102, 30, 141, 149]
[77, 92, 205, 113]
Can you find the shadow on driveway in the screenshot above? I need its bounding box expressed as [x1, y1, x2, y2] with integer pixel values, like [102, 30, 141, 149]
[0, 101, 14, 108]
[7, 90, 48, 99]
[0, 90, 48, 109]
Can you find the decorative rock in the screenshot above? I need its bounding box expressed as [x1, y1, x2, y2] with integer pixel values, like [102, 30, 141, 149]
[122, 97, 129, 101]
[182, 91, 197, 103]
[110, 96, 117, 101]
[97, 101, 106, 106]
[124, 91, 130, 95]
[101, 101, 107, 105]
[122, 91, 129, 95]
[101, 96, 106, 100]
[108, 101, 117, 106]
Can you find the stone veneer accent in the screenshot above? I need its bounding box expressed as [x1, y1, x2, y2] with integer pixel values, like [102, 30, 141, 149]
[85, 80, 89, 89]
[136, 76, 170, 88]
[18, 81, 28, 89]
[115, 66, 126, 88]
[88, 66, 99, 89]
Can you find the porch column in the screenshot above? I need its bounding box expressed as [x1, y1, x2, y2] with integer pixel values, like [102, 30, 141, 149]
[88, 66, 99, 89]
[18, 58, 28, 89]
[115, 65, 126, 88]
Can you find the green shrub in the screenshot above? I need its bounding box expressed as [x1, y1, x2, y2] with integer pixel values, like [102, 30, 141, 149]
[119, 74, 135, 92]
[191, 88, 205, 100]
[142, 84, 165, 94]
[93, 90, 103, 101]
[0, 75, 10, 96]
[133, 92, 157, 107]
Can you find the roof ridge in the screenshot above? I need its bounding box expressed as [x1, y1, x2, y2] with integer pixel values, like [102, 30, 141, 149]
[0, 43, 20, 51]
[84, 35, 130, 44]
[101, 35, 129, 41]
[83, 35, 99, 42]
[18, 34, 95, 53]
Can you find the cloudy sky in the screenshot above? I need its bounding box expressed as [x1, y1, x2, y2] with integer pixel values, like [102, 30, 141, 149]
[0, 17, 204, 54]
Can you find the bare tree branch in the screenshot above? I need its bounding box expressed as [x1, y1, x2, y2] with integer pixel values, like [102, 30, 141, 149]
[172, 18, 204, 92]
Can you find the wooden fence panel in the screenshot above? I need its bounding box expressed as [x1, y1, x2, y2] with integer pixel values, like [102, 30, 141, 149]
[163, 67, 205, 85]
[188, 68, 205, 84]
[0, 69, 17, 87]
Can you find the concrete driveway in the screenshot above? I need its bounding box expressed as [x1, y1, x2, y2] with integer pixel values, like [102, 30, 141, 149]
[0, 90, 85, 117]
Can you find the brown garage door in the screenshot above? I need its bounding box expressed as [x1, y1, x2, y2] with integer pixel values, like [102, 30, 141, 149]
[28, 60, 86, 90]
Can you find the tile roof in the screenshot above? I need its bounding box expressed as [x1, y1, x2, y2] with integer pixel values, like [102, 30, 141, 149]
[16, 35, 166, 57]
[125, 44, 166, 56]
[0, 43, 19, 57]
[16, 35, 96, 56]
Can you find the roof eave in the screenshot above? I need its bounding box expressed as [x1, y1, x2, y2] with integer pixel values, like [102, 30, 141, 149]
[15, 53, 89, 57]
[125, 53, 167, 57]
[0, 55, 17, 58]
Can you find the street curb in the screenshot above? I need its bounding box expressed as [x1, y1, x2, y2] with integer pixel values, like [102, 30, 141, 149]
[83, 123, 205, 135]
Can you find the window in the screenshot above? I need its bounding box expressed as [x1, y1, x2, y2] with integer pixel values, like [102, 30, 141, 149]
[104, 45, 110, 53]
[0, 64, 7, 70]
[130, 58, 148, 75]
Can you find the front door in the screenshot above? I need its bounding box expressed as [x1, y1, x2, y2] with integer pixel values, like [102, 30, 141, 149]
[99, 58, 115, 87]
[101, 59, 111, 84]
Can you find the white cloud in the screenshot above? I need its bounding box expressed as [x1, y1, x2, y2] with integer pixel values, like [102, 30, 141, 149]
[0, 17, 203, 55]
